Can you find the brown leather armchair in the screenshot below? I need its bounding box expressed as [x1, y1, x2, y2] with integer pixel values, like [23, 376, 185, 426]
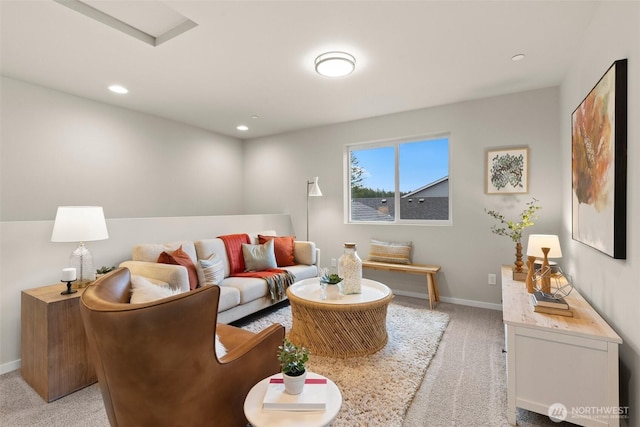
[80, 267, 285, 427]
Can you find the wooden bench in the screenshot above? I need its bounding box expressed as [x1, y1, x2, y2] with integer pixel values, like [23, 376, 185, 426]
[362, 260, 441, 309]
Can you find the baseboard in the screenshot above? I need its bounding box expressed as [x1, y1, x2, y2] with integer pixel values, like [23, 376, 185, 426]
[0, 359, 21, 375]
[391, 289, 502, 311]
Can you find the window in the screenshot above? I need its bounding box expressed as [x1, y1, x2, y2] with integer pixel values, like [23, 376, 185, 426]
[346, 134, 450, 224]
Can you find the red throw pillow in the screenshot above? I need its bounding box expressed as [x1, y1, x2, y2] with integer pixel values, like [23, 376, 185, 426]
[157, 245, 199, 290]
[258, 235, 295, 267]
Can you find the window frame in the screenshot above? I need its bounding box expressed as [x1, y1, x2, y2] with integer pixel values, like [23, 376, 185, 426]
[344, 133, 452, 226]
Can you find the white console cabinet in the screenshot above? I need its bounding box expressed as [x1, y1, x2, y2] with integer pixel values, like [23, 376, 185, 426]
[501, 266, 622, 426]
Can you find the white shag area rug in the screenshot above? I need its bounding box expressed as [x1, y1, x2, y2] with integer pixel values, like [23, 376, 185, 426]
[241, 302, 449, 427]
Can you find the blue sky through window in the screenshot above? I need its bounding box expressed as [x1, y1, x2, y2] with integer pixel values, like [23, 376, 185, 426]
[353, 137, 449, 193]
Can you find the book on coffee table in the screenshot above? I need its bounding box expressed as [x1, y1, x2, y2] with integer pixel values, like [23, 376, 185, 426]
[262, 377, 327, 411]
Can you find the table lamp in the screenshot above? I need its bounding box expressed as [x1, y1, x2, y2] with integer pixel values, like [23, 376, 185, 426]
[526, 234, 562, 294]
[51, 206, 109, 285]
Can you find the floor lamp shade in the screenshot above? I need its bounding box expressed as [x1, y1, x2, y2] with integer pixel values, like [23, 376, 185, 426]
[51, 206, 109, 283]
[306, 177, 323, 241]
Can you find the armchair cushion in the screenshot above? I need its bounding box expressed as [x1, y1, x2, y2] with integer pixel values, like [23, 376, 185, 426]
[130, 275, 181, 304]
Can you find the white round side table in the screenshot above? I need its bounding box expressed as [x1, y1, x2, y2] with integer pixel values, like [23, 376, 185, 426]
[243, 372, 342, 427]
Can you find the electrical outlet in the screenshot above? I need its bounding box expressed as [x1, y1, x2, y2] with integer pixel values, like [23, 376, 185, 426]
[488, 273, 497, 285]
[331, 258, 337, 267]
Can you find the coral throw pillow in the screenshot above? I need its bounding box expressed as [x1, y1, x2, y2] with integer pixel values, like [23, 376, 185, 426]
[157, 245, 199, 290]
[258, 235, 296, 267]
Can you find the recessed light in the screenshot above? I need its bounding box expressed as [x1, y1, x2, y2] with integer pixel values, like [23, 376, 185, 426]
[511, 54, 525, 62]
[251, 115, 259, 119]
[237, 125, 249, 131]
[315, 51, 356, 77]
[108, 85, 129, 94]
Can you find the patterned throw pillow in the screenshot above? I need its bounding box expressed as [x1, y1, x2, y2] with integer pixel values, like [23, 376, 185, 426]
[157, 245, 199, 290]
[242, 239, 277, 271]
[368, 240, 412, 264]
[258, 235, 296, 267]
[196, 253, 225, 286]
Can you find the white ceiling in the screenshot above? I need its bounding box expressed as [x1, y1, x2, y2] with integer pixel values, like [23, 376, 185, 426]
[1, 0, 601, 139]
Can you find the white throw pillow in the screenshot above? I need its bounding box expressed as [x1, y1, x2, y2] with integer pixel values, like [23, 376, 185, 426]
[242, 239, 277, 271]
[196, 253, 225, 286]
[130, 275, 182, 304]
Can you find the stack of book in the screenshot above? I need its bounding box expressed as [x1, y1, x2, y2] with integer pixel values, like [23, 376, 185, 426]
[530, 291, 573, 317]
[262, 377, 328, 411]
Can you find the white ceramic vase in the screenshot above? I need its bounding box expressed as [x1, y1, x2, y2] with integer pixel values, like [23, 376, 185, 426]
[283, 370, 307, 395]
[323, 283, 341, 300]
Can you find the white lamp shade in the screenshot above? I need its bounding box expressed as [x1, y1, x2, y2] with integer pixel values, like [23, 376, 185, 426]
[51, 206, 109, 242]
[308, 176, 323, 197]
[526, 234, 562, 258]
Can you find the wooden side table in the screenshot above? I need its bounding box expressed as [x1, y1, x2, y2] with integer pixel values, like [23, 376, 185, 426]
[21, 283, 97, 402]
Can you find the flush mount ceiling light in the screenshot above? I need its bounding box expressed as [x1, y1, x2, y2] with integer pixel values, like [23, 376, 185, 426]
[315, 51, 356, 77]
[108, 85, 128, 94]
[511, 53, 525, 62]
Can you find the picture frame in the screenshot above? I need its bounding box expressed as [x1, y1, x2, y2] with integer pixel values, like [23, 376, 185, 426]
[571, 59, 627, 259]
[485, 147, 529, 194]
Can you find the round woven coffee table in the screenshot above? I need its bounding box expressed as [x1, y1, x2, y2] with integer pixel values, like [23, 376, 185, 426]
[287, 278, 393, 358]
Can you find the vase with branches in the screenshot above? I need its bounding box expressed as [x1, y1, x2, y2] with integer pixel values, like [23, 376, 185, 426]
[485, 198, 541, 276]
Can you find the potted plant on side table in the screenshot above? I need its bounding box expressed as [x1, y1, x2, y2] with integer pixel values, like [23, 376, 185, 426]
[277, 338, 310, 395]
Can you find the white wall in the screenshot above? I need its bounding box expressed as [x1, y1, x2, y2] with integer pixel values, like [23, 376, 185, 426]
[0, 78, 255, 371]
[243, 87, 563, 307]
[0, 77, 245, 220]
[560, 2, 640, 424]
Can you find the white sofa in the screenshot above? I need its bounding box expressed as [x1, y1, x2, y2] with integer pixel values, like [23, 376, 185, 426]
[119, 230, 319, 323]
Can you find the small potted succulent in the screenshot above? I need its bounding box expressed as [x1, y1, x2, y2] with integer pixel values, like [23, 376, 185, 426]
[277, 338, 310, 395]
[95, 266, 116, 279]
[319, 268, 343, 300]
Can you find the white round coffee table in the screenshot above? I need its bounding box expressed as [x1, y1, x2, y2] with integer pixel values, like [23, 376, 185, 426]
[287, 278, 393, 357]
[244, 372, 342, 427]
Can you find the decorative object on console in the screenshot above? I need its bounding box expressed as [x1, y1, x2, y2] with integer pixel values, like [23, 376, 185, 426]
[572, 58, 627, 260]
[338, 242, 362, 294]
[485, 146, 529, 194]
[485, 198, 541, 280]
[527, 234, 562, 294]
[60, 267, 77, 295]
[277, 338, 310, 395]
[51, 206, 109, 285]
[306, 176, 323, 241]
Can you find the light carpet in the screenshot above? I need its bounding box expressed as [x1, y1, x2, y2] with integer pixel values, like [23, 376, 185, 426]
[239, 302, 450, 427]
[0, 302, 448, 427]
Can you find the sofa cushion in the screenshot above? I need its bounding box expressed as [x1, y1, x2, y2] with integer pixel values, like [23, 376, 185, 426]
[130, 275, 181, 304]
[194, 238, 231, 278]
[368, 239, 412, 264]
[219, 277, 271, 305]
[157, 245, 199, 290]
[242, 239, 277, 272]
[196, 253, 225, 286]
[132, 240, 197, 264]
[258, 235, 296, 267]
[218, 285, 241, 312]
[280, 264, 319, 282]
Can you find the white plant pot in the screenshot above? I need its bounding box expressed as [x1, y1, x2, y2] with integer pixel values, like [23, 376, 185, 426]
[323, 283, 341, 300]
[283, 371, 307, 395]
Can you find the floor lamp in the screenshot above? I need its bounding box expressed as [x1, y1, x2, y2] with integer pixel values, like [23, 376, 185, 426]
[306, 177, 323, 241]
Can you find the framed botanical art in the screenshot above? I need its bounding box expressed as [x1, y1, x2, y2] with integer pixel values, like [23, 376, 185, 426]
[486, 147, 529, 194]
[572, 58, 627, 259]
